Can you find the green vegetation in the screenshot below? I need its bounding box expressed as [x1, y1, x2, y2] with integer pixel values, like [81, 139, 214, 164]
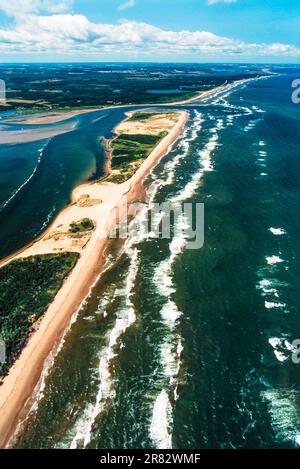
[107, 131, 168, 183]
[1, 64, 260, 113]
[69, 218, 94, 233]
[0, 253, 79, 378]
[128, 112, 158, 121]
[111, 133, 167, 163]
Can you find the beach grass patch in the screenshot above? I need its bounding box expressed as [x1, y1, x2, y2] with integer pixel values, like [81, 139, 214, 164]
[108, 131, 168, 182]
[69, 218, 94, 233]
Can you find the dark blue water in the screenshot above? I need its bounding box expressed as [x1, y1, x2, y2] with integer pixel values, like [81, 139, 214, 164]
[5, 69, 300, 449]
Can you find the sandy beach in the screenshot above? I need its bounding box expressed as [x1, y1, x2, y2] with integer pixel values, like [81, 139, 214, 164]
[0, 110, 188, 448]
[0, 79, 254, 446]
[5, 108, 104, 125]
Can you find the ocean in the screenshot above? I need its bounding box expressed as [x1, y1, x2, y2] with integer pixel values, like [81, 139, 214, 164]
[2, 67, 300, 448]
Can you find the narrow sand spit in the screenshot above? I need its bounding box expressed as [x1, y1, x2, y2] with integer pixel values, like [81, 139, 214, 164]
[0, 110, 188, 448]
[0, 76, 264, 446]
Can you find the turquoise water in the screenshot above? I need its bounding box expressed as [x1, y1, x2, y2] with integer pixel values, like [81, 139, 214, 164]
[3, 69, 300, 448]
[0, 108, 131, 257]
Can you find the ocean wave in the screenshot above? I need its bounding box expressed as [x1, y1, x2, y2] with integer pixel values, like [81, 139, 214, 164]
[201, 76, 271, 121]
[257, 269, 288, 312]
[70, 246, 139, 448]
[269, 227, 286, 236]
[149, 119, 222, 421]
[252, 105, 265, 114]
[150, 389, 173, 450]
[68, 197, 153, 448]
[0, 142, 48, 211]
[269, 338, 289, 362]
[263, 387, 300, 447]
[268, 337, 295, 363]
[148, 110, 204, 195]
[9, 250, 124, 449]
[150, 213, 188, 449]
[244, 118, 262, 133]
[37, 204, 57, 235]
[265, 301, 286, 309]
[201, 80, 253, 111]
[153, 213, 187, 303]
[171, 125, 220, 204]
[266, 256, 285, 265]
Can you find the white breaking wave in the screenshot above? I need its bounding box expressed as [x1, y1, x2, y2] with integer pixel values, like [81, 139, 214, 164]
[150, 389, 173, 450]
[1, 143, 47, 210]
[244, 118, 262, 132]
[263, 387, 300, 447]
[201, 79, 253, 113]
[150, 213, 188, 449]
[69, 186, 157, 448]
[257, 261, 288, 311]
[70, 112, 208, 449]
[258, 279, 272, 289]
[257, 263, 288, 313]
[37, 204, 57, 234]
[150, 116, 225, 449]
[252, 105, 265, 114]
[269, 227, 286, 236]
[265, 301, 286, 309]
[266, 256, 285, 265]
[149, 110, 204, 195]
[70, 245, 140, 448]
[268, 337, 296, 363]
[171, 126, 220, 204]
[160, 299, 182, 328]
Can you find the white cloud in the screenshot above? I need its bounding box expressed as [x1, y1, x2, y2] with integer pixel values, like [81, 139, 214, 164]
[0, 12, 298, 59]
[117, 0, 135, 11]
[42, 1, 73, 14]
[208, 0, 238, 4]
[0, 0, 72, 17]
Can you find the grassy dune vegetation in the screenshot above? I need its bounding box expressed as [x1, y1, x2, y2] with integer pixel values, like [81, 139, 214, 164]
[69, 218, 94, 233]
[107, 111, 173, 183]
[128, 112, 158, 121]
[107, 132, 167, 183]
[0, 253, 79, 378]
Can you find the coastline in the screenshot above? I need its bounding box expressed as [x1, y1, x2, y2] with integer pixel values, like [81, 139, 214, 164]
[0, 110, 188, 448]
[0, 74, 269, 447]
[4, 77, 253, 127]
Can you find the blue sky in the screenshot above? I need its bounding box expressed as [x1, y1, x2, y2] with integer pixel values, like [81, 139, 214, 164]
[0, 0, 299, 62]
[78, 0, 300, 45]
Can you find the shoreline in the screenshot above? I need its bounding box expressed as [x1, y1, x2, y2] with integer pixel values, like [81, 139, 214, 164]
[0, 74, 269, 447]
[0, 110, 188, 448]
[0, 79, 243, 262]
[3, 77, 256, 127]
[0, 76, 265, 146]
